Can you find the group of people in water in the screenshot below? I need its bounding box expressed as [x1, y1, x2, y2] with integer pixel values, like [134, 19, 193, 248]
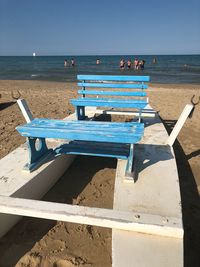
[64, 57, 158, 69]
[119, 58, 146, 70]
[64, 58, 75, 67]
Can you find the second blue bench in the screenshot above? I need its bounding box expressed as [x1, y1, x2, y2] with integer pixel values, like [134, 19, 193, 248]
[71, 75, 150, 121]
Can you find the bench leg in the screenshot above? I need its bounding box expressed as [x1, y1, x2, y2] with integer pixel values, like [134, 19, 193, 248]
[24, 137, 53, 172]
[125, 144, 135, 180]
[76, 106, 86, 120]
[138, 109, 142, 123]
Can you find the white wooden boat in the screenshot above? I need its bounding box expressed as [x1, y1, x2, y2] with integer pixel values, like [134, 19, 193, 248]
[0, 102, 193, 266]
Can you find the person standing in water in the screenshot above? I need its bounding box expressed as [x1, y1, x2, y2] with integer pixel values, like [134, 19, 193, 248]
[64, 59, 68, 67]
[139, 59, 146, 69]
[71, 58, 75, 67]
[153, 57, 157, 64]
[127, 59, 132, 69]
[119, 59, 125, 69]
[96, 59, 100, 64]
[134, 58, 139, 69]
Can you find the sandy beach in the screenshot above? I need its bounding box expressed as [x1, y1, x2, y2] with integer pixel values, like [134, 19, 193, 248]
[0, 80, 200, 267]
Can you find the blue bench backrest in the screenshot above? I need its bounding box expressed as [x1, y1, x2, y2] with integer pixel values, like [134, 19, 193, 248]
[77, 75, 150, 97]
[77, 75, 150, 82]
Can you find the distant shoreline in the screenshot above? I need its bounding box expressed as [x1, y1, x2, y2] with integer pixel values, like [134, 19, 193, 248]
[0, 79, 200, 87]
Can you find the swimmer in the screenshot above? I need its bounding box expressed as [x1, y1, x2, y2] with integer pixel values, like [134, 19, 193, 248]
[71, 58, 75, 67]
[96, 59, 100, 64]
[119, 59, 125, 70]
[139, 59, 145, 69]
[153, 57, 157, 64]
[134, 58, 139, 70]
[127, 59, 132, 69]
[64, 59, 68, 67]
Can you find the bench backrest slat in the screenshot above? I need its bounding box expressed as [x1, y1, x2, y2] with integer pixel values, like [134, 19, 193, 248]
[78, 90, 147, 97]
[70, 98, 147, 109]
[78, 82, 148, 89]
[77, 75, 150, 82]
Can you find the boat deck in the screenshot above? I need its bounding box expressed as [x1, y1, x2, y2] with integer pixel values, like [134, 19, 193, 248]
[0, 105, 183, 266]
[112, 109, 183, 267]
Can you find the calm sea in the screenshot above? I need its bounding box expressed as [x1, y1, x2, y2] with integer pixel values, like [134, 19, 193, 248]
[0, 55, 200, 84]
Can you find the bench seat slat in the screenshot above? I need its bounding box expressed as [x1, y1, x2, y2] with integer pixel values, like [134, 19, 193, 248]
[17, 126, 144, 140]
[78, 75, 150, 82]
[26, 118, 140, 129]
[21, 123, 142, 134]
[56, 141, 130, 159]
[71, 98, 147, 109]
[78, 90, 147, 97]
[78, 83, 148, 89]
[16, 119, 144, 144]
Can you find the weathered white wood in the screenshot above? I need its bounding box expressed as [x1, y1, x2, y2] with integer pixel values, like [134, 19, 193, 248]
[0, 195, 183, 238]
[167, 104, 193, 146]
[0, 107, 99, 238]
[0, 111, 83, 238]
[112, 108, 184, 266]
[0, 146, 75, 237]
[17, 99, 34, 122]
[113, 231, 183, 267]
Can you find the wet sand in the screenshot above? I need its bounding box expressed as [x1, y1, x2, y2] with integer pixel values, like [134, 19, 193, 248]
[0, 80, 199, 267]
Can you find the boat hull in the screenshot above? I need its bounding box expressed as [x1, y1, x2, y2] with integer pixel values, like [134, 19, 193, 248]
[0, 145, 75, 238]
[112, 106, 183, 266]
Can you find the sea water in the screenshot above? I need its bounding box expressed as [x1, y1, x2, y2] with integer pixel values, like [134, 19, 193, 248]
[0, 55, 199, 84]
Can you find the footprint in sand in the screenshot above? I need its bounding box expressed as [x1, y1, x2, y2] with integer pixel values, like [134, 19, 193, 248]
[54, 259, 75, 267]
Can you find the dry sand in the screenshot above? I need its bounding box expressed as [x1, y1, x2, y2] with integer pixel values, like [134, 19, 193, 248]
[0, 80, 199, 267]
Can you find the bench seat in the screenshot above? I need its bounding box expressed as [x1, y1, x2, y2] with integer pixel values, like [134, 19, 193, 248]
[16, 118, 144, 177]
[17, 118, 144, 143]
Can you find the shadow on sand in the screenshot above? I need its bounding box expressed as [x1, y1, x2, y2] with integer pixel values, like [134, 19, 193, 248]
[0, 101, 16, 111]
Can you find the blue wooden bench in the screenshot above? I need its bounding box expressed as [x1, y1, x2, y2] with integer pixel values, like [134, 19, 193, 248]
[16, 118, 144, 178]
[71, 75, 150, 121]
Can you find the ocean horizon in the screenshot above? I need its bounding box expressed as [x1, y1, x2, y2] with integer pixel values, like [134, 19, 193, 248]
[0, 55, 200, 84]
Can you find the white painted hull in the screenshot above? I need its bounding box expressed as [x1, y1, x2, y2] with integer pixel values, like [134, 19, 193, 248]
[112, 106, 183, 266]
[0, 105, 183, 266]
[0, 148, 75, 238]
[0, 108, 96, 238]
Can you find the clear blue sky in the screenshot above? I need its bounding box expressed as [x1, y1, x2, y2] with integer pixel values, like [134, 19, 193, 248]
[0, 0, 199, 56]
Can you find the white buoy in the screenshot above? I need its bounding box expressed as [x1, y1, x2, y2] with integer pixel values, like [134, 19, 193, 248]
[33, 52, 36, 57]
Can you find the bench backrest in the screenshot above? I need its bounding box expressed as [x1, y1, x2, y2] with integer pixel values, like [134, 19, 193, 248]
[77, 75, 150, 98]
